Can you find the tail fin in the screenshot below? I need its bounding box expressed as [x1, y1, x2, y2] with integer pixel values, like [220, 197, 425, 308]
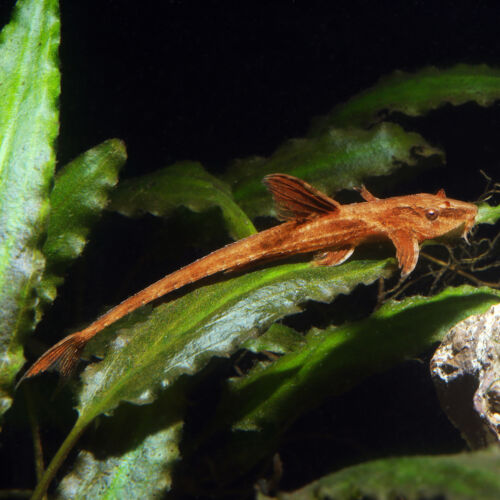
[16, 332, 87, 388]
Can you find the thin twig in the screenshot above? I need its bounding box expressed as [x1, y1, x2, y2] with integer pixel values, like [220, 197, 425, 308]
[377, 270, 435, 305]
[390, 271, 436, 301]
[428, 261, 448, 296]
[375, 277, 385, 310]
[478, 169, 500, 201]
[420, 252, 500, 289]
[460, 233, 500, 265]
[471, 261, 500, 272]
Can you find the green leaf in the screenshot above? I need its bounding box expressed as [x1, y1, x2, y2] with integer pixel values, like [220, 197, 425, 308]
[35, 259, 393, 499]
[38, 139, 127, 306]
[276, 447, 500, 500]
[225, 123, 442, 218]
[75, 259, 393, 426]
[311, 64, 500, 132]
[56, 387, 185, 500]
[204, 286, 500, 480]
[243, 324, 306, 355]
[0, 0, 60, 418]
[110, 161, 256, 240]
[58, 442, 180, 500]
[477, 202, 500, 225]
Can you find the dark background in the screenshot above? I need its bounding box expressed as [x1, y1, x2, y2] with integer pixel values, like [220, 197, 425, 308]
[1, 0, 500, 496]
[54, 1, 500, 182]
[60, 1, 500, 184]
[2, 0, 499, 177]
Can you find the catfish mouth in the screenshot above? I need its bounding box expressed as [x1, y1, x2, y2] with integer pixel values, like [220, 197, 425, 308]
[461, 216, 477, 244]
[462, 209, 478, 244]
[436, 214, 476, 244]
[434, 222, 467, 242]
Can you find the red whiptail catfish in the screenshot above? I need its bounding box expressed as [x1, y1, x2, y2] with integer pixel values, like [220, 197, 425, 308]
[18, 173, 477, 383]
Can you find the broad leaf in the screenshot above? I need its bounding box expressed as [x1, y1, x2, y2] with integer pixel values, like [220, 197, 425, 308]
[224, 123, 442, 218]
[57, 442, 180, 500]
[311, 64, 500, 132]
[477, 202, 500, 225]
[35, 259, 393, 498]
[38, 139, 127, 306]
[110, 161, 256, 240]
[276, 447, 500, 500]
[75, 259, 393, 427]
[0, 0, 60, 418]
[56, 386, 185, 500]
[201, 286, 500, 481]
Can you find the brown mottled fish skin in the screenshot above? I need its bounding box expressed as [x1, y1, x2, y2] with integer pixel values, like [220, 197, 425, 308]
[18, 174, 477, 383]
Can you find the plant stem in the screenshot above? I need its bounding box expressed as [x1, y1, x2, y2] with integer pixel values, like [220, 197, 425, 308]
[0, 490, 32, 499]
[23, 386, 45, 486]
[30, 419, 87, 500]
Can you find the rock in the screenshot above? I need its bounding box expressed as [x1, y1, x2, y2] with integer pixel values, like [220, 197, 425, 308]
[430, 303, 500, 449]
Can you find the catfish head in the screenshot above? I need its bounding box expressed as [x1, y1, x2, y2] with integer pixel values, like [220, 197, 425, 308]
[390, 189, 478, 244]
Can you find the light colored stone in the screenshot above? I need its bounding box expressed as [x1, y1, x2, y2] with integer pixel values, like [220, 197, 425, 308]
[430, 303, 500, 448]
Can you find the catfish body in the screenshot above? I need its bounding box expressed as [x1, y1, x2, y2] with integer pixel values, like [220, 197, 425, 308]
[18, 174, 478, 382]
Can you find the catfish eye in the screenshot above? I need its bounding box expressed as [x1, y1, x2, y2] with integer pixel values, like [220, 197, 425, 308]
[426, 208, 439, 221]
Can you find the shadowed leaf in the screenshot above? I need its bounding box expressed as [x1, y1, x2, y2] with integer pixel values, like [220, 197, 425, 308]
[311, 64, 500, 132]
[225, 123, 442, 218]
[244, 324, 305, 355]
[276, 447, 500, 500]
[37, 139, 127, 306]
[110, 161, 256, 240]
[200, 286, 500, 482]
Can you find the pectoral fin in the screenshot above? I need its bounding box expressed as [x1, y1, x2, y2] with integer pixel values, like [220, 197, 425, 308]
[388, 230, 420, 277]
[313, 247, 354, 267]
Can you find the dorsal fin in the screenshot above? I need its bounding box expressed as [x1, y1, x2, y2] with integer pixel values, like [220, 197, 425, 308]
[263, 174, 340, 221]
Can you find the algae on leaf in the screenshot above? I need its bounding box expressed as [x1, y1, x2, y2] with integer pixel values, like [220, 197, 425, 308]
[57, 428, 181, 500]
[56, 387, 185, 500]
[0, 0, 60, 418]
